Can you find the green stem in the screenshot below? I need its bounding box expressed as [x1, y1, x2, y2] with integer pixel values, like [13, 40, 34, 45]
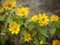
[5, 14, 11, 29]
[1, 14, 11, 33]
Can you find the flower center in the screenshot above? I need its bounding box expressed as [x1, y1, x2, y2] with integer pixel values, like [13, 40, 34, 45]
[8, 4, 12, 8]
[42, 18, 45, 21]
[21, 11, 25, 14]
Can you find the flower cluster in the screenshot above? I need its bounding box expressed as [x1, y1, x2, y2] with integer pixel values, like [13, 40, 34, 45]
[0, 0, 60, 45]
[31, 13, 59, 26]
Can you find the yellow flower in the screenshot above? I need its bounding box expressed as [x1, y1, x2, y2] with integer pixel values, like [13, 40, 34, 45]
[2, 0, 16, 10]
[31, 15, 38, 22]
[50, 15, 59, 21]
[24, 33, 31, 42]
[16, 7, 29, 17]
[8, 22, 20, 34]
[0, 8, 4, 13]
[52, 39, 60, 45]
[38, 13, 49, 26]
[39, 40, 44, 44]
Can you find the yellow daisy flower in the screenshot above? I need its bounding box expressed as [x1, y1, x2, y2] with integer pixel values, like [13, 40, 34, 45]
[24, 33, 31, 42]
[2, 0, 16, 10]
[52, 39, 60, 45]
[38, 13, 49, 26]
[31, 15, 38, 22]
[16, 7, 29, 17]
[0, 8, 4, 13]
[50, 15, 59, 21]
[39, 40, 44, 44]
[8, 22, 20, 34]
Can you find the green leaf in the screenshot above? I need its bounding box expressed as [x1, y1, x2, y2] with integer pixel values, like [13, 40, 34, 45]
[38, 26, 48, 37]
[25, 18, 31, 22]
[58, 33, 60, 38]
[20, 27, 26, 35]
[9, 9, 15, 14]
[20, 37, 25, 44]
[33, 37, 39, 45]
[49, 27, 56, 34]
[31, 31, 37, 36]
[55, 20, 60, 28]
[39, 35, 46, 41]
[7, 16, 13, 24]
[28, 23, 36, 30]
[16, 19, 24, 25]
[1, 37, 6, 45]
[0, 15, 4, 21]
[49, 21, 54, 25]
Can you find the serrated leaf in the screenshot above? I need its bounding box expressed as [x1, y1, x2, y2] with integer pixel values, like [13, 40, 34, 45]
[49, 27, 56, 34]
[7, 16, 13, 24]
[38, 26, 48, 37]
[28, 23, 36, 30]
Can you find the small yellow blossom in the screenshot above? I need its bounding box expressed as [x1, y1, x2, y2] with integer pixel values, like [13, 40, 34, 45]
[31, 15, 38, 22]
[38, 13, 49, 26]
[50, 15, 59, 21]
[24, 33, 31, 42]
[2, 0, 16, 10]
[8, 22, 20, 34]
[0, 8, 4, 13]
[16, 7, 29, 17]
[52, 39, 60, 45]
[39, 40, 44, 44]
